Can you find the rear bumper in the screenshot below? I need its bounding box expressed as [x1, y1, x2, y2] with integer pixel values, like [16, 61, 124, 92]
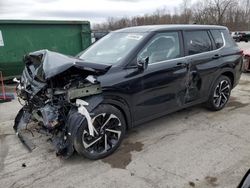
[233, 56, 244, 88]
[243, 55, 250, 72]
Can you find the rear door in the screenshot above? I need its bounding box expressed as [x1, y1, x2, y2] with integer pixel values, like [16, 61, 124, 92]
[183, 30, 221, 103]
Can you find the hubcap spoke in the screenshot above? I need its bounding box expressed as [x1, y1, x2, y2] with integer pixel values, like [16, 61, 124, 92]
[221, 85, 230, 91]
[82, 135, 102, 149]
[219, 81, 223, 92]
[215, 96, 222, 107]
[214, 85, 220, 98]
[104, 134, 108, 152]
[100, 114, 118, 130]
[106, 128, 121, 139]
[214, 93, 220, 98]
[221, 93, 228, 101]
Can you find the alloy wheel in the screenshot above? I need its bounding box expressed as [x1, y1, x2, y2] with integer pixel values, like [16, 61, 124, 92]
[213, 80, 230, 108]
[81, 113, 122, 155]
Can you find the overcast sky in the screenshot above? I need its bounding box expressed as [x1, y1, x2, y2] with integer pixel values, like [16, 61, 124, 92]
[0, 0, 184, 24]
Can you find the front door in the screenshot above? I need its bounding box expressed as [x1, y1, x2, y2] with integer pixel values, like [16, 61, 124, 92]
[127, 31, 189, 124]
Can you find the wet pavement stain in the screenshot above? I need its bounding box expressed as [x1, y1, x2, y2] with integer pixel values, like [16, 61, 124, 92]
[240, 88, 250, 92]
[102, 140, 143, 169]
[239, 80, 250, 86]
[205, 176, 218, 187]
[227, 100, 249, 111]
[0, 134, 10, 172]
[189, 181, 195, 187]
[0, 125, 15, 172]
[230, 96, 237, 101]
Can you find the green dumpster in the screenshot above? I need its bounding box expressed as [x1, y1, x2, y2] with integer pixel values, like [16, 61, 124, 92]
[0, 20, 91, 79]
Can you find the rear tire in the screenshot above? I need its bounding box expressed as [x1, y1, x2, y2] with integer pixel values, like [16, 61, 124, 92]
[206, 75, 232, 111]
[74, 104, 126, 160]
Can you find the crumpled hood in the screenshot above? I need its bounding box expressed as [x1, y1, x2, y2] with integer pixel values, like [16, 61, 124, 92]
[24, 49, 112, 80]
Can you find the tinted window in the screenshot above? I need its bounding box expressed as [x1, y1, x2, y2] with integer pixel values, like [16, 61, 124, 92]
[138, 32, 181, 64]
[211, 30, 224, 49]
[221, 30, 237, 48]
[185, 31, 213, 55]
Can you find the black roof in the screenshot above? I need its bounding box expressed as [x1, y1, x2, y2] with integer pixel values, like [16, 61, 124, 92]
[114, 24, 227, 33]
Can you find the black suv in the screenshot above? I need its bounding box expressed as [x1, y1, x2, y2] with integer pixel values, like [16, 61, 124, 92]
[15, 25, 243, 159]
[233, 32, 250, 42]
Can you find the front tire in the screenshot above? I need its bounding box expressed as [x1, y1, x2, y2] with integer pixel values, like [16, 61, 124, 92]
[206, 75, 232, 111]
[74, 104, 126, 160]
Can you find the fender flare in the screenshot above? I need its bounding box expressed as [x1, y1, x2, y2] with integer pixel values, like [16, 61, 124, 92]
[102, 95, 132, 129]
[60, 94, 104, 157]
[208, 68, 235, 96]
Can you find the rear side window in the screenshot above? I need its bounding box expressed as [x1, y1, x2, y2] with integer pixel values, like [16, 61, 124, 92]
[185, 31, 213, 55]
[210, 30, 224, 49]
[221, 30, 237, 48]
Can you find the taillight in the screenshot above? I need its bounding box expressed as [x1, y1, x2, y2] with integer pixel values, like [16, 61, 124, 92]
[243, 55, 250, 71]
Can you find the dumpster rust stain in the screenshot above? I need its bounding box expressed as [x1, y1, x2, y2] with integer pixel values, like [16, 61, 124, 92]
[102, 140, 143, 169]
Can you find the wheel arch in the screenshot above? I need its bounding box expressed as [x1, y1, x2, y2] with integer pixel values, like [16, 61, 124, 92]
[102, 96, 132, 130]
[208, 69, 235, 98]
[221, 71, 234, 87]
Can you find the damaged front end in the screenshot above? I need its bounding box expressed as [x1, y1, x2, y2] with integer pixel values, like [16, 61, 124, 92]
[14, 50, 110, 158]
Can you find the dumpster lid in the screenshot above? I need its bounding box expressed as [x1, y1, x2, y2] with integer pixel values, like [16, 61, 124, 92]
[0, 20, 90, 25]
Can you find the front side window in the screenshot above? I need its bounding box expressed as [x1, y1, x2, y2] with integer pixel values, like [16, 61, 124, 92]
[79, 32, 147, 65]
[211, 30, 224, 49]
[138, 32, 181, 64]
[185, 31, 213, 55]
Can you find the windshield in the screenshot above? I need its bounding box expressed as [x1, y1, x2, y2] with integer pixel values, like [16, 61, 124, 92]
[79, 32, 147, 65]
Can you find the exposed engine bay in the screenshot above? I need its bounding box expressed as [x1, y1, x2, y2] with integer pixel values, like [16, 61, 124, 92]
[14, 50, 110, 158]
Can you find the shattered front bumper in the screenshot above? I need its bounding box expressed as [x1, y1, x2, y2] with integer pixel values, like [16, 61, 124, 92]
[13, 108, 35, 151]
[13, 95, 104, 158]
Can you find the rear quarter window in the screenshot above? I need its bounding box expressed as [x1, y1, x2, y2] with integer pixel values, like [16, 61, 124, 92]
[210, 30, 224, 49]
[185, 30, 213, 55]
[221, 29, 237, 48]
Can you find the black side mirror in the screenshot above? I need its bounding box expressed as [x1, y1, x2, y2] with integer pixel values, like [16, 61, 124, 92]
[238, 169, 250, 188]
[137, 57, 149, 71]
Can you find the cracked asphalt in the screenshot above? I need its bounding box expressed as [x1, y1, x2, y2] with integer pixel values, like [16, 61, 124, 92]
[0, 42, 250, 188]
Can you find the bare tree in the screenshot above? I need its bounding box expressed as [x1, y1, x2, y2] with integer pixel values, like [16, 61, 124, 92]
[180, 0, 192, 23]
[212, 0, 237, 24]
[93, 0, 250, 31]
